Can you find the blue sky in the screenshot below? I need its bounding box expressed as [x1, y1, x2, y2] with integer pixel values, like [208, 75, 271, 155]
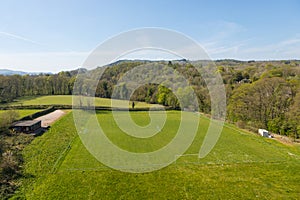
[0, 0, 299, 72]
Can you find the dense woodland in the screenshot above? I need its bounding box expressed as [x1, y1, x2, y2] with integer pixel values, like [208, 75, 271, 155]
[1, 60, 300, 139]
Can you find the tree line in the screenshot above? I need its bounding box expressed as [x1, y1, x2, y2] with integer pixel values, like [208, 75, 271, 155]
[0, 72, 75, 103]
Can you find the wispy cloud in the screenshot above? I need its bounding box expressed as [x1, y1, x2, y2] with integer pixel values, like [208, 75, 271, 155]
[201, 21, 246, 43]
[241, 36, 300, 59]
[205, 39, 252, 56]
[0, 31, 45, 46]
[198, 20, 300, 60]
[280, 38, 300, 46]
[198, 21, 251, 58]
[211, 21, 246, 40]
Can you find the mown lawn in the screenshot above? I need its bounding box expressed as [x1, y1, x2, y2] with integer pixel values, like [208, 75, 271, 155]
[16, 111, 300, 199]
[6, 95, 157, 108]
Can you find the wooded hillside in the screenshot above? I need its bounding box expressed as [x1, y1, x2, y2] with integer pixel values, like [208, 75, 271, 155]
[1, 60, 300, 138]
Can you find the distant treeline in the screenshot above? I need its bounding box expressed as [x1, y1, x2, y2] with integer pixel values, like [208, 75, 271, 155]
[1, 60, 300, 138]
[0, 70, 80, 102]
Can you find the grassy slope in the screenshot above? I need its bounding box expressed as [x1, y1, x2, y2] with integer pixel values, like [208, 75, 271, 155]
[6, 95, 156, 108]
[17, 111, 300, 199]
[0, 109, 42, 119]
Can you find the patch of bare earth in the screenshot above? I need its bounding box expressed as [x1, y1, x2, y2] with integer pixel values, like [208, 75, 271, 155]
[272, 133, 300, 146]
[35, 110, 66, 127]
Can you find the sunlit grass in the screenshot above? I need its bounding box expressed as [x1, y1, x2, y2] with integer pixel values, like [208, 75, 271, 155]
[18, 111, 300, 199]
[6, 95, 157, 108]
[0, 109, 41, 119]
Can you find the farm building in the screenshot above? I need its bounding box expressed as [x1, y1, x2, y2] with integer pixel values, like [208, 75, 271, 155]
[258, 129, 269, 137]
[11, 120, 42, 134]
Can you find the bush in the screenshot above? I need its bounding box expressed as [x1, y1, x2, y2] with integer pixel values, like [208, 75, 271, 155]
[1, 151, 19, 179]
[0, 131, 34, 199]
[0, 111, 19, 130]
[235, 121, 246, 129]
[267, 118, 282, 134]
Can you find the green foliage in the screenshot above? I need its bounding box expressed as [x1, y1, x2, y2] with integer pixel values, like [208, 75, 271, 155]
[0, 110, 19, 130]
[261, 68, 283, 78]
[228, 77, 295, 135]
[156, 85, 179, 108]
[0, 131, 35, 199]
[285, 91, 300, 139]
[0, 72, 74, 103]
[227, 83, 252, 122]
[267, 117, 282, 133]
[233, 71, 244, 82]
[157, 85, 171, 106]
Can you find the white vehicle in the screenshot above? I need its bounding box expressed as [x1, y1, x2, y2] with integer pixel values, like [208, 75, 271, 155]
[258, 129, 269, 137]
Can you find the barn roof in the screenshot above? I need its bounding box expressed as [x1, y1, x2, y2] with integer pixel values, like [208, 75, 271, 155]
[12, 120, 41, 127]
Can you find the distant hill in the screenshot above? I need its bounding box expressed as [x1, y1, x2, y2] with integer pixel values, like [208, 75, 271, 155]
[0, 69, 28, 75]
[0, 69, 53, 76]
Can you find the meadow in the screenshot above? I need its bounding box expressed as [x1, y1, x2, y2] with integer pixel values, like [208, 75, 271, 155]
[6, 95, 157, 108]
[16, 111, 300, 199]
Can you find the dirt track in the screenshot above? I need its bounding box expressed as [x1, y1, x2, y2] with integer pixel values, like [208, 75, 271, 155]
[35, 110, 66, 127]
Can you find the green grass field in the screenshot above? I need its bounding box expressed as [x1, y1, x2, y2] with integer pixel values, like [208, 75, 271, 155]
[17, 111, 300, 199]
[6, 95, 157, 108]
[0, 109, 41, 119]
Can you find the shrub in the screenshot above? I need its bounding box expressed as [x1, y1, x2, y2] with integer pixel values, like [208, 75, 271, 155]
[235, 121, 246, 129]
